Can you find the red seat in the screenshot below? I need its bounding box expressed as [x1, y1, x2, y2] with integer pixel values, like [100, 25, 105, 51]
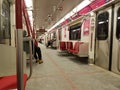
[66, 42, 73, 52]
[0, 74, 27, 90]
[59, 42, 67, 50]
[68, 42, 81, 54]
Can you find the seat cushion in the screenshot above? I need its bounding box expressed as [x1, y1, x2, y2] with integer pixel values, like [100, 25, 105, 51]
[0, 74, 27, 90]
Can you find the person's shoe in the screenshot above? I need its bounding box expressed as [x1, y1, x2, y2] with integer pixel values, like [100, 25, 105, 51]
[39, 60, 43, 64]
[36, 59, 39, 63]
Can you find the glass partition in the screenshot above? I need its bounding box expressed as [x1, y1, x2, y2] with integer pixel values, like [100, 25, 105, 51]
[0, 0, 11, 45]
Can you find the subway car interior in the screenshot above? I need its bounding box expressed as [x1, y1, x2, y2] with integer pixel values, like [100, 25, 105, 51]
[1, 0, 120, 90]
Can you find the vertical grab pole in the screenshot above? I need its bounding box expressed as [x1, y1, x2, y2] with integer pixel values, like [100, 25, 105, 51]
[15, 0, 24, 90]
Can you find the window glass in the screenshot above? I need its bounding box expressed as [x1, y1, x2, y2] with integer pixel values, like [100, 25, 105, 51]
[0, 0, 11, 44]
[52, 32, 56, 41]
[116, 7, 120, 39]
[97, 12, 109, 40]
[69, 23, 81, 40]
[58, 29, 61, 40]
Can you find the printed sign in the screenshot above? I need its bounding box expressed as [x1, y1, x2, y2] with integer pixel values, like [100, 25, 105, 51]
[83, 19, 90, 36]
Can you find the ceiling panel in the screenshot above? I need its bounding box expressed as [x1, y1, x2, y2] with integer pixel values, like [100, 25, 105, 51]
[33, 0, 83, 30]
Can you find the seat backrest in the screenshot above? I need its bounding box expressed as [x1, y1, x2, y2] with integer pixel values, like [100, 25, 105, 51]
[60, 42, 66, 50]
[73, 42, 79, 53]
[67, 42, 73, 50]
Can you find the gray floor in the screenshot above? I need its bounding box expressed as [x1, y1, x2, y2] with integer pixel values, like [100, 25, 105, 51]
[26, 43, 120, 90]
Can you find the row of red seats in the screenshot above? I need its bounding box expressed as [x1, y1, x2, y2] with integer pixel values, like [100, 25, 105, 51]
[59, 41, 83, 54]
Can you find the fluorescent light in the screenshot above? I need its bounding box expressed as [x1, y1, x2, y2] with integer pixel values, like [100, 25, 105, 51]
[49, 0, 91, 31]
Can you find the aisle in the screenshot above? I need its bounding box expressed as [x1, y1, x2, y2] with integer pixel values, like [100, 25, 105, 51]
[26, 43, 120, 90]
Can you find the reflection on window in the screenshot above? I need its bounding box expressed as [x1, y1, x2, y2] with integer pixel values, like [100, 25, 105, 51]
[69, 23, 81, 40]
[97, 12, 109, 40]
[0, 0, 11, 45]
[116, 7, 120, 39]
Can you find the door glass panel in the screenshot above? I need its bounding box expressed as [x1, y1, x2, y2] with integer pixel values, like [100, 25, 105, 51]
[58, 29, 61, 40]
[97, 12, 109, 40]
[53, 32, 56, 40]
[116, 7, 120, 39]
[0, 0, 11, 44]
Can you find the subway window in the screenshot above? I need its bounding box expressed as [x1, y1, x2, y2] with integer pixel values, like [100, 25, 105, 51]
[53, 32, 56, 38]
[116, 7, 120, 39]
[0, 0, 11, 45]
[58, 29, 61, 40]
[52, 32, 56, 41]
[69, 23, 81, 40]
[97, 12, 109, 40]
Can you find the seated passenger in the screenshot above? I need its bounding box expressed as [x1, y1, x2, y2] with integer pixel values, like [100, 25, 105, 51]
[46, 40, 52, 47]
[34, 39, 43, 64]
[23, 30, 43, 64]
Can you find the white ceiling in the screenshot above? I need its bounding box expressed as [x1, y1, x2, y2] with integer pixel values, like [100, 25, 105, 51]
[33, 0, 84, 31]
